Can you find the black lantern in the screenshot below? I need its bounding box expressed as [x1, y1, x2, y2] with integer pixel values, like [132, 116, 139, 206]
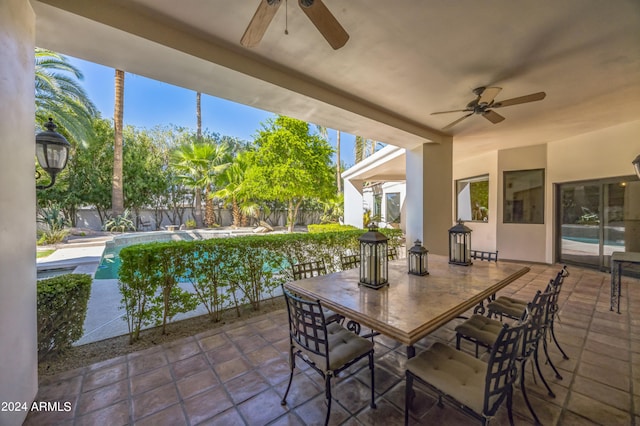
[359, 224, 388, 289]
[408, 239, 429, 276]
[36, 118, 70, 190]
[449, 220, 472, 266]
[633, 154, 640, 179]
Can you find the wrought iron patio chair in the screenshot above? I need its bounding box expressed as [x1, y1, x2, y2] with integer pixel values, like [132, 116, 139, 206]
[405, 319, 528, 426]
[456, 290, 553, 424]
[488, 266, 570, 378]
[388, 247, 399, 261]
[281, 286, 376, 426]
[291, 260, 343, 325]
[340, 254, 360, 270]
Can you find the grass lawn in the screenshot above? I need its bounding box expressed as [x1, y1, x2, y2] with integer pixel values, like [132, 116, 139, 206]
[37, 249, 56, 258]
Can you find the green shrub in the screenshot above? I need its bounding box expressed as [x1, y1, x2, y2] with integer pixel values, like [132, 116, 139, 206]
[37, 274, 92, 360]
[185, 219, 197, 229]
[37, 203, 70, 245]
[103, 209, 136, 233]
[307, 223, 358, 233]
[118, 229, 403, 343]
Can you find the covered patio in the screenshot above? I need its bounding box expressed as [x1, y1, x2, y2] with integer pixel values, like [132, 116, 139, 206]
[2, 1, 639, 424]
[25, 264, 640, 425]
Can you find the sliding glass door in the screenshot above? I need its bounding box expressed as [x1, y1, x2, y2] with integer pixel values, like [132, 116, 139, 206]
[558, 178, 630, 270]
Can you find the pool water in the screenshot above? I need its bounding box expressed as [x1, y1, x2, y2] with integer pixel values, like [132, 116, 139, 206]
[94, 247, 121, 280]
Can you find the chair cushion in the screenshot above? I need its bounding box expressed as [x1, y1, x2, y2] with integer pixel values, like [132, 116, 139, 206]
[294, 322, 373, 372]
[488, 297, 527, 319]
[406, 342, 487, 415]
[455, 314, 503, 347]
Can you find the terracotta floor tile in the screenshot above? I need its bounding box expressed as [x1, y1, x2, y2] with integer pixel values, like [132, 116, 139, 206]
[237, 389, 289, 425]
[197, 332, 229, 352]
[164, 337, 201, 363]
[245, 344, 283, 367]
[225, 370, 270, 404]
[171, 353, 209, 378]
[131, 382, 179, 420]
[128, 351, 168, 377]
[83, 362, 128, 392]
[76, 379, 129, 416]
[206, 343, 241, 364]
[183, 386, 233, 424]
[176, 368, 219, 399]
[197, 407, 246, 425]
[213, 357, 252, 383]
[133, 403, 185, 426]
[566, 391, 631, 425]
[130, 365, 173, 395]
[75, 400, 130, 426]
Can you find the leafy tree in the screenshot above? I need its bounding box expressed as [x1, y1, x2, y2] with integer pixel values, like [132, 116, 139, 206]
[35, 48, 97, 144]
[122, 127, 169, 225]
[244, 116, 335, 232]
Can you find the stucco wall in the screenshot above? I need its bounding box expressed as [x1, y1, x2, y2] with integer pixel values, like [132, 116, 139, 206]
[546, 120, 640, 261]
[453, 151, 498, 252]
[0, 1, 38, 425]
[496, 144, 548, 263]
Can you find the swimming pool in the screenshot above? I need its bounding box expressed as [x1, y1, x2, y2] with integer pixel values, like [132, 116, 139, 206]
[94, 229, 256, 280]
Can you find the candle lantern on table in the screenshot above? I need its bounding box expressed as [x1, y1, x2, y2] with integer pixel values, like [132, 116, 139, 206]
[448, 220, 472, 266]
[359, 224, 388, 289]
[408, 239, 429, 276]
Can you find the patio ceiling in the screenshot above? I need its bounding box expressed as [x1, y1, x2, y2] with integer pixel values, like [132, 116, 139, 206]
[31, 0, 640, 161]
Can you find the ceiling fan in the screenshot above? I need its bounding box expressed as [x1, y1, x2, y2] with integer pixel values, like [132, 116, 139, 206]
[431, 87, 546, 131]
[240, 0, 349, 50]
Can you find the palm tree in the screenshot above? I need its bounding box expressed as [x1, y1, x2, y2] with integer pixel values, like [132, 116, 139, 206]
[196, 91, 202, 140]
[35, 48, 97, 143]
[112, 69, 125, 216]
[214, 151, 252, 227]
[171, 140, 230, 228]
[355, 136, 385, 163]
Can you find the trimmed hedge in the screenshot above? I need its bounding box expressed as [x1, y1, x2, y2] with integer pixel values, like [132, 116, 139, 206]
[119, 229, 403, 343]
[37, 273, 92, 360]
[307, 223, 358, 233]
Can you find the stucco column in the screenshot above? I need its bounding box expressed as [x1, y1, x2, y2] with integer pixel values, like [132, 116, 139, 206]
[0, 1, 38, 425]
[406, 138, 453, 256]
[343, 178, 364, 228]
[624, 181, 640, 252]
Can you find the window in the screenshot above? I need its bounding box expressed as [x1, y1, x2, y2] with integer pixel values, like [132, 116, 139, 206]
[385, 192, 401, 223]
[503, 169, 544, 224]
[456, 175, 489, 222]
[373, 194, 382, 219]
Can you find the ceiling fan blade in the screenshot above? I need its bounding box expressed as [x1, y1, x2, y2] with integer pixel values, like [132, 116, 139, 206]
[478, 87, 502, 104]
[298, 0, 349, 50]
[431, 109, 470, 115]
[482, 109, 505, 124]
[442, 113, 474, 131]
[493, 92, 546, 108]
[240, 0, 282, 48]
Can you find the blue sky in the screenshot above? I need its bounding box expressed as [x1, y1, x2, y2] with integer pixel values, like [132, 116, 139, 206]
[67, 56, 356, 167]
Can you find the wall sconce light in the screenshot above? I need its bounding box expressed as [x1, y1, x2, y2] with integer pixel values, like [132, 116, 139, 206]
[408, 239, 429, 276]
[448, 220, 472, 266]
[359, 224, 389, 289]
[633, 154, 640, 179]
[36, 118, 70, 190]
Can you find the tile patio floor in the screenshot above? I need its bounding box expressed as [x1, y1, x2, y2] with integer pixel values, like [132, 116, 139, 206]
[25, 263, 640, 425]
